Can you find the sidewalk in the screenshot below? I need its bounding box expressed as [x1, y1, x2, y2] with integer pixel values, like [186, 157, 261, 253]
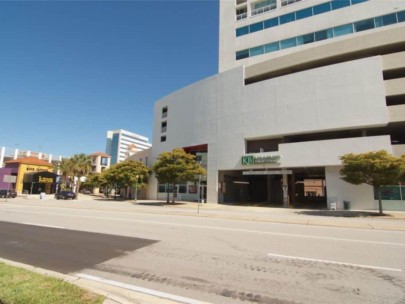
[18, 194, 405, 231]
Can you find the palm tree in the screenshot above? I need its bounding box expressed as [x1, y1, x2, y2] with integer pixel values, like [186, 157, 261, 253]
[58, 158, 74, 191]
[70, 154, 92, 195]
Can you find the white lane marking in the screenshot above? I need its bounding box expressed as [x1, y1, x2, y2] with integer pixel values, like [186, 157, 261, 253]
[76, 273, 210, 304]
[3, 209, 405, 247]
[22, 222, 64, 229]
[267, 253, 403, 272]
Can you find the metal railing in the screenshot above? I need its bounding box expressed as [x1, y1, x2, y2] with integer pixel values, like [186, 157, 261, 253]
[251, 3, 276, 16]
[236, 12, 247, 21]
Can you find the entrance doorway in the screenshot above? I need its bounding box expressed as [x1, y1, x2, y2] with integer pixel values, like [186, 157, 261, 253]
[218, 167, 326, 208]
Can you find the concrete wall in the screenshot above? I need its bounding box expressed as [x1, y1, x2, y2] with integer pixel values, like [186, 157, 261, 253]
[150, 56, 390, 207]
[219, 0, 405, 72]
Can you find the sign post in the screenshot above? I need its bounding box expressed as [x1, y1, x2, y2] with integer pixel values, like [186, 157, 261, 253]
[3, 175, 16, 202]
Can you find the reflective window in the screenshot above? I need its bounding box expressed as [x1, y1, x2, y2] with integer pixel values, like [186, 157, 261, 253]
[315, 29, 333, 41]
[296, 7, 313, 20]
[280, 13, 296, 25]
[280, 37, 297, 49]
[354, 18, 375, 32]
[264, 18, 279, 29]
[399, 11, 405, 22]
[250, 22, 264, 33]
[250, 46, 264, 57]
[331, 0, 350, 10]
[236, 49, 249, 60]
[375, 13, 397, 27]
[351, 0, 367, 4]
[236, 26, 249, 37]
[264, 42, 280, 53]
[313, 2, 331, 15]
[297, 33, 315, 45]
[333, 24, 353, 37]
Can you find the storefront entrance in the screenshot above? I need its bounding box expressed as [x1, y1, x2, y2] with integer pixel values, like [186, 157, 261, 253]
[218, 167, 326, 208]
[23, 171, 57, 194]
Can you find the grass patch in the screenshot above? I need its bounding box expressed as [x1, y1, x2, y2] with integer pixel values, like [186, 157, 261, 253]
[0, 263, 104, 304]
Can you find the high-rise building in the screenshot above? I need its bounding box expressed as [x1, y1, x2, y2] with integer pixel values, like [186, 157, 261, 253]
[106, 130, 152, 165]
[148, 0, 405, 210]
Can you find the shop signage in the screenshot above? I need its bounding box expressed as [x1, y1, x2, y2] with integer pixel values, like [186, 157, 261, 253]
[3, 175, 16, 183]
[38, 176, 54, 183]
[243, 170, 292, 175]
[26, 167, 50, 172]
[241, 153, 281, 165]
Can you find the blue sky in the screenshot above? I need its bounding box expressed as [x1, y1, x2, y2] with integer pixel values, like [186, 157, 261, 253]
[0, 0, 219, 157]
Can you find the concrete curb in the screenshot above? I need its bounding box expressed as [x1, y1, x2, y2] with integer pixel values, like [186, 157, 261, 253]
[0, 258, 181, 304]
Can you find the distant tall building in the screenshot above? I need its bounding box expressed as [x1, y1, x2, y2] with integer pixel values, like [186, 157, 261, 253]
[106, 129, 152, 165]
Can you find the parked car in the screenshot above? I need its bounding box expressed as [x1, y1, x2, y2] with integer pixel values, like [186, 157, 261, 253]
[55, 191, 77, 200]
[0, 190, 17, 198]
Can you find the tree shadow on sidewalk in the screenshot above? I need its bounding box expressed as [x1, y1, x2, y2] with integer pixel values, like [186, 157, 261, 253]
[296, 210, 391, 218]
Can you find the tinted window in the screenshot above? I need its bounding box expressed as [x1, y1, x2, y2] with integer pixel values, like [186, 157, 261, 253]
[315, 29, 333, 41]
[297, 33, 315, 45]
[331, 0, 350, 10]
[313, 2, 331, 15]
[398, 11, 405, 23]
[236, 49, 249, 60]
[250, 46, 264, 57]
[264, 42, 279, 53]
[280, 37, 297, 49]
[351, 0, 367, 4]
[333, 24, 353, 36]
[264, 18, 279, 29]
[354, 19, 375, 32]
[296, 7, 313, 20]
[280, 12, 295, 25]
[250, 22, 264, 33]
[380, 13, 397, 26]
[236, 26, 249, 37]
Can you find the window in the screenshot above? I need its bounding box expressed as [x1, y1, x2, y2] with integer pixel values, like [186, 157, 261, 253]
[297, 33, 314, 45]
[314, 29, 333, 41]
[161, 121, 167, 133]
[375, 13, 397, 27]
[280, 37, 296, 49]
[160, 136, 166, 142]
[331, 0, 350, 10]
[313, 2, 331, 15]
[249, 22, 264, 33]
[250, 46, 264, 57]
[236, 49, 249, 60]
[263, 18, 279, 29]
[351, 0, 367, 4]
[264, 42, 279, 53]
[280, 12, 295, 25]
[333, 24, 353, 37]
[101, 157, 108, 166]
[296, 7, 313, 20]
[162, 107, 168, 118]
[236, 26, 249, 37]
[179, 185, 187, 194]
[354, 18, 375, 32]
[398, 11, 405, 22]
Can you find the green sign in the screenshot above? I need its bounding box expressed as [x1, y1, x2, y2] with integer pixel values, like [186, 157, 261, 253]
[241, 154, 281, 165]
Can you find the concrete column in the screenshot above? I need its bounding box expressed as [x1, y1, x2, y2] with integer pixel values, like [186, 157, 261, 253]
[0, 147, 5, 168]
[282, 169, 289, 207]
[48, 154, 52, 163]
[14, 149, 18, 159]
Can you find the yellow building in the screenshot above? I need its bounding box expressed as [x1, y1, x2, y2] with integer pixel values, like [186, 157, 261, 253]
[5, 157, 56, 194]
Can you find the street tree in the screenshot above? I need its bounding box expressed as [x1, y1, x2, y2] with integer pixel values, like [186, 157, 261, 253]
[69, 154, 92, 195]
[152, 148, 206, 204]
[340, 150, 404, 215]
[101, 160, 150, 199]
[58, 158, 74, 190]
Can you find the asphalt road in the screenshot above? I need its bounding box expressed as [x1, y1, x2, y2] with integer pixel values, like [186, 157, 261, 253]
[1, 198, 405, 304]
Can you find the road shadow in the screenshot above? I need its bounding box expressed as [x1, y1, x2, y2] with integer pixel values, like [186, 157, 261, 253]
[296, 210, 390, 218]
